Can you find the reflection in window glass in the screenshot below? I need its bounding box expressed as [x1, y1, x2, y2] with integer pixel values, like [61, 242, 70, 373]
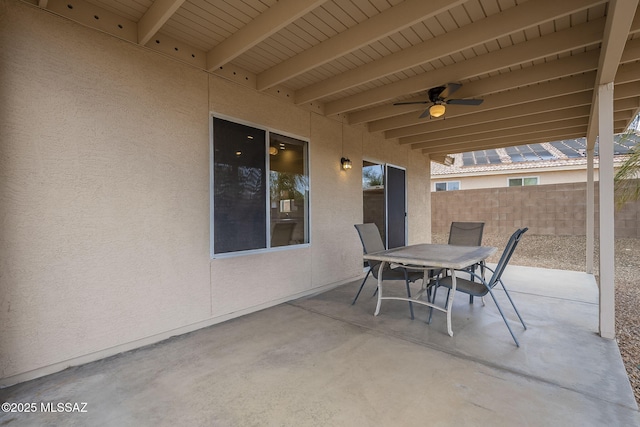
[524, 177, 539, 186]
[363, 164, 384, 189]
[213, 118, 267, 254]
[269, 134, 309, 247]
[363, 161, 385, 244]
[212, 117, 309, 255]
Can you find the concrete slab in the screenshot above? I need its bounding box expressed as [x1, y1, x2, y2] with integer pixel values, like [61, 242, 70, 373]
[0, 266, 638, 426]
[292, 265, 638, 413]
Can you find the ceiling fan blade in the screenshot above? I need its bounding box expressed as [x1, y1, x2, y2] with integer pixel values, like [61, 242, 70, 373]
[393, 101, 429, 105]
[418, 108, 431, 119]
[446, 98, 484, 106]
[440, 82, 462, 99]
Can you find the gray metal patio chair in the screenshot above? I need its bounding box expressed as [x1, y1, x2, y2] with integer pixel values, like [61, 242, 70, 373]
[352, 223, 424, 319]
[430, 227, 528, 346]
[448, 221, 485, 303]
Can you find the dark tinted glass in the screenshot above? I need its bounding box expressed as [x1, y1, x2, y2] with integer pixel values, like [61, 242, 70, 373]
[213, 118, 266, 254]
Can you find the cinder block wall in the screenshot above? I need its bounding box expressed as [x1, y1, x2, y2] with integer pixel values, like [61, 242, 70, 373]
[432, 181, 640, 238]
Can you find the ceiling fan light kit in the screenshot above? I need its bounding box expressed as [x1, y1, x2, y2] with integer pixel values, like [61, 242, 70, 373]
[429, 104, 446, 118]
[393, 82, 483, 119]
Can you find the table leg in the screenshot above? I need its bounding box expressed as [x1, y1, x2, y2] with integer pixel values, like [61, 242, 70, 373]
[421, 269, 429, 297]
[374, 261, 386, 316]
[446, 268, 456, 336]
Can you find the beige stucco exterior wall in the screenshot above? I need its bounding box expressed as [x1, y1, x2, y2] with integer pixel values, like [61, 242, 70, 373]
[433, 167, 602, 191]
[0, 1, 430, 384]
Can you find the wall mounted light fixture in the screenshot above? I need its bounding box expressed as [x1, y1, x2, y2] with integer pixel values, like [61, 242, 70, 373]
[340, 122, 352, 170]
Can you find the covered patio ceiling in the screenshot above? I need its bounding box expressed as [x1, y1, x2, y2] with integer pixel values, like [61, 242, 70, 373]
[36, 0, 640, 163]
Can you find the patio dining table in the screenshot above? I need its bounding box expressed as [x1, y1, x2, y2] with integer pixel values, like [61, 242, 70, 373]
[363, 243, 497, 337]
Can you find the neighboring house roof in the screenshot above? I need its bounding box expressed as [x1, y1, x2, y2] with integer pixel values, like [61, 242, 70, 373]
[431, 134, 640, 176]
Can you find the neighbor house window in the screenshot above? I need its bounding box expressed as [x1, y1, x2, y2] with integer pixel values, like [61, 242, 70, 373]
[508, 177, 539, 187]
[434, 181, 460, 191]
[212, 117, 309, 255]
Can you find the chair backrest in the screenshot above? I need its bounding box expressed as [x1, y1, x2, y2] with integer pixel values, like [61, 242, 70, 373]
[354, 223, 386, 254]
[354, 223, 386, 277]
[487, 227, 528, 288]
[271, 222, 296, 247]
[448, 222, 484, 246]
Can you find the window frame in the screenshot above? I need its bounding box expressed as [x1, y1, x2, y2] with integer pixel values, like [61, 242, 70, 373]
[434, 181, 460, 191]
[210, 113, 311, 259]
[507, 176, 539, 187]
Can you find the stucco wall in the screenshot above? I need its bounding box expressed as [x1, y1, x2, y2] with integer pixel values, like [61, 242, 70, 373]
[0, 1, 430, 383]
[432, 182, 640, 238]
[433, 167, 602, 191]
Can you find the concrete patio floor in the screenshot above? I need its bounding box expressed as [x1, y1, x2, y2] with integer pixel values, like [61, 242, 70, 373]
[1, 265, 638, 426]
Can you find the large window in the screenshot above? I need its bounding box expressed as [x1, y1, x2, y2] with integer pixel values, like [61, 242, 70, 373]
[212, 117, 309, 255]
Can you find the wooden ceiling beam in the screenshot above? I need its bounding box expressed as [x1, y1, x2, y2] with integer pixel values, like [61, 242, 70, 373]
[423, 131, 588, 157]
[382, 72, 596, 137]
[412, 107, 629, 152]
[399, 106, 591, 145]
[353, 50, 600, 126]
[614, 80, 640, 99]
[255, 0, 464, 90]
[206, 0, 327, 71]
[381, 60, 640, 138]
[381, 91, 594, 137]
[420, 127, 588, 155]
[294, 0, 605, 104]
[355, 37, 640, 127]
[410, 121, 589, 150]
[586, 0, 640, 143]
[425, 119, 629, 156]
[325, 17, 607, 115]
[138, 0, 186, 46]
[614, 97, 640, 112]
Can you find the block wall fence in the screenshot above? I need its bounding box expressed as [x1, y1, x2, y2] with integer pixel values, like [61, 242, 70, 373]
[431, 181, 640, 238]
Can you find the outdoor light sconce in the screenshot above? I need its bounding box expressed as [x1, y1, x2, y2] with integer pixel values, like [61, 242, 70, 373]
[341, 157, 352, 170]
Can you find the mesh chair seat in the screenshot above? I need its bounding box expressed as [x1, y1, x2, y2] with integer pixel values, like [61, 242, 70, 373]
[434, 275, 489, 297]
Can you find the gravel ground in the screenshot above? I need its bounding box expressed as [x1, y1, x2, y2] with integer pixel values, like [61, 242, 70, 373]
[433, 233, 640, 406]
